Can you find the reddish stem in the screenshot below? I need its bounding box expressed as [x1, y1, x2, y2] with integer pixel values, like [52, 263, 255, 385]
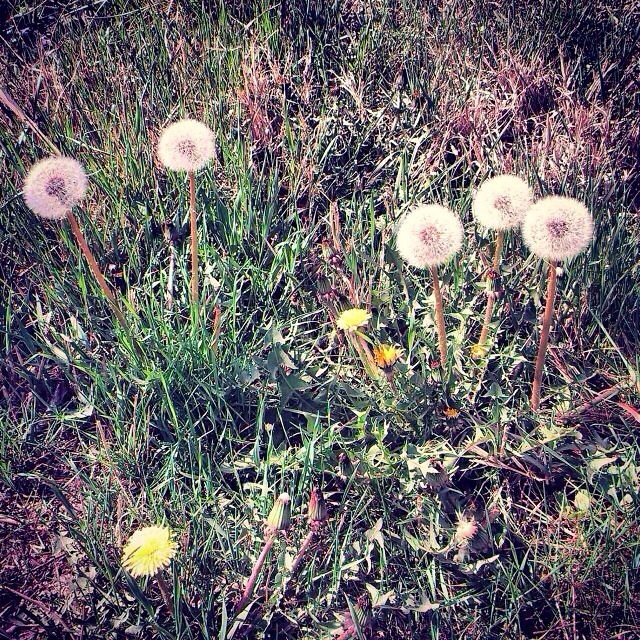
[531, 261, 558, 411]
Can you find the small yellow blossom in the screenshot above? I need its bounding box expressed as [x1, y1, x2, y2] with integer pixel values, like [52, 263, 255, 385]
[372, 343, 400, 370]
[443, 407, 460, 419]
[336, 308, 371, 332]
[121, 525, 178, 578]
[469, 343, 488, 359]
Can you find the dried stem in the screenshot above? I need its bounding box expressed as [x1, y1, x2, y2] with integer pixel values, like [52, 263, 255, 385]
[188, 170, 198, 311]
[477, 230, 504, 348]
[531, 261, 558, 411]
[155, 571, 174, 613]
[65, 210, 126, 327]
[236, 534, 275, 612]
[429, 264, 447, 366]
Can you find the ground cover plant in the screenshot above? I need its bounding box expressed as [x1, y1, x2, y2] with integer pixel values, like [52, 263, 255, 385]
[1, 1, 639, 638]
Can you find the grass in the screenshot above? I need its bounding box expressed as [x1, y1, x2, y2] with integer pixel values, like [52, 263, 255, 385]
[1, 0, 639, 638]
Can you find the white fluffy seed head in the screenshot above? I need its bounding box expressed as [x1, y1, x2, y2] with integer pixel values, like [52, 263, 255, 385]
[522, 196, 594, 262]
[157, 118, 215, 172]
[23, 156, 88, 220]
[395, 204, 464, 268]
[472, 174, 533, 230]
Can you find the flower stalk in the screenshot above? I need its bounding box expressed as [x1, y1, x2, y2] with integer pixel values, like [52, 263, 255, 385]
[65, 210, 126, 327]
[530, 261, 558, 411]
[188, 170, 198, 310]
[429, 264, 447, 366]
[477, 229, 504, 349]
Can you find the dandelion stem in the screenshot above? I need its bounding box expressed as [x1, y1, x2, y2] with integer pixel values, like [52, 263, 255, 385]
[155, 571, 174, 613]
[289, 530, 315, 575]
[492, 229, 504, 269]
[477, 230, 504, 348]
[531, 261, 558, 411]
[236, 534, 275, 612]
[429, 264, 447, 366]
[65, 210, 126, 327]
[188, 170, 198, 311]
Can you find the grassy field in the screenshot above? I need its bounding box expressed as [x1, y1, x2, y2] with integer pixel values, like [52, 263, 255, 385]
[1, 1, 639, 638]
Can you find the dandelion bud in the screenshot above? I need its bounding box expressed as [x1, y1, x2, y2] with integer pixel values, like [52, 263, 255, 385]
[395, 204, 463, 268]
[23, 156, 88, 220]
[472, 174, 533, 230]
[266, 492, 291, 532]
[523, 196, 593, 262]
[158, 118, 215, 172]
[308, 486, 328, 523]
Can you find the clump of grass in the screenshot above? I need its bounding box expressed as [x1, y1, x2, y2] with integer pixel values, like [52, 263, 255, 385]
[395, 203, 464, 365]
[157, 118, 215, 312]
[121, 525, 178, 612]
[472, 174, 533, 352]
[523, 195, 594, 410]
[22, 156, 127, 327]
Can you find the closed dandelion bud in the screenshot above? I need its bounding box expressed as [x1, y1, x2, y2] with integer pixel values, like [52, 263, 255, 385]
[472, 174, 533, 230]
[338, 452, 354, 478]
[523, 196, 593, 262]
[158, 118, 215, 172]
[266, 492, 291, 532]
[395, 204, 464, 268]
[23, 157, 88, 220]
[308, 486, 328, 523]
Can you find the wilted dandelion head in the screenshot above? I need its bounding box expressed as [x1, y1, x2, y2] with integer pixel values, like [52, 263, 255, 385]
[454, 515, 478, 545]
[472, 174, 533, 230]
[372, 343, 400, 370]
[395, 204, 464, 268]
[121, 525, 177, 578]
[336, 308, 371, 332]
[157, 118, 215, 172]
[23, 156, 88, 220]
[523, 196, 593, 262]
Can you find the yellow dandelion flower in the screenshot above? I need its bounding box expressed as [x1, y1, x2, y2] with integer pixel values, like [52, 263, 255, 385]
[372, 343, 399, 369]
[443, 407, 460, 419]
[121, 525, 178, 578]
[469, 343, 488, 359]
[336, 308, 371, 332]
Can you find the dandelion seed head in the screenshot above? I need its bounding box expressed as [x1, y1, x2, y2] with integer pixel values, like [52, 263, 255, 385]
[157, 118, 215, 172]
[395, 204, 463, 268]
[523, 196, 593, 261]
[23, 156, 88, 220]
[121, 525, 177, 578]
[472, 174, 533, 230]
